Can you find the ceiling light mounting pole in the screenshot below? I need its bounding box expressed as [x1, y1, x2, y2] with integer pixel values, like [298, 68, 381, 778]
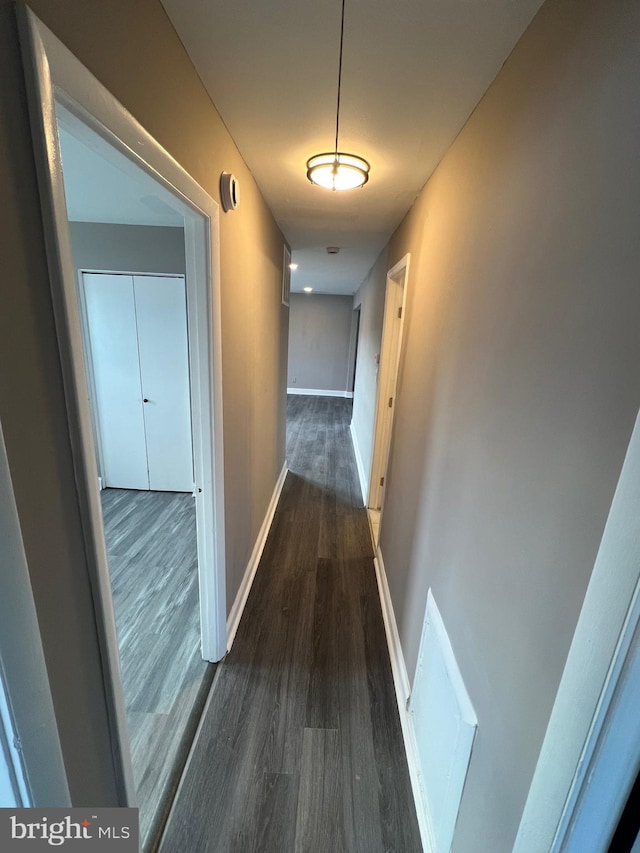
[334, 0, 345, 159]
[306, 0, 370, 191]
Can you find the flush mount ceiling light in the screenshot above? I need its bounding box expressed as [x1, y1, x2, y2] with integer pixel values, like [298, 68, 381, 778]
[306, 0, 370, 192]
[307, 152, 369, 191]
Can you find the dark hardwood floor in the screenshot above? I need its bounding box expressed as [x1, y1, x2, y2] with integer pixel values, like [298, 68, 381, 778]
[158, 395, 422, 852]
[101, 488, 215, 850]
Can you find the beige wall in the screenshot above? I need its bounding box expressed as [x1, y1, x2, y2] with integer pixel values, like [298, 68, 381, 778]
[351, 249, 388, 493]
[287, 293, 354, 393]
[69, 222, 186, 275]
[354, 0, 640, 848]
[0, 0, 287, 803]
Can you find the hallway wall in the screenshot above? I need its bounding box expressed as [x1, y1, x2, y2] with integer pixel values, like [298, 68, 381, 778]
[353, 0, 640, 848]
[0, 0, 287, 804]
[69, 222, 186, 276]
[351, 250, 388, 496]
[287, 293, 353, 394]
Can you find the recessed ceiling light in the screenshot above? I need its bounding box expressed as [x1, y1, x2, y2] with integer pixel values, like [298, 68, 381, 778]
[303, 287, 313, 293]
[289, 263, 298, 270]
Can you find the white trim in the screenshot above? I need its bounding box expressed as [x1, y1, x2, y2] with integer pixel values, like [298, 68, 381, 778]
[0, 422, 69, 807]
[345, 305, 361, 394]
[410, 590, 477, 852]
[366, 508, 379, 552]
[0, 672, 29, 806]
[367, 254, 410, 512]
[76, 270, 105, 482]
[226, 463, 288, 651]
[553, 574, 640, 849]
[373, 548, 434, 852]
[287, 387, 353, 398]
[515, 407, 640, 851]
[419, 591, 477, 727]
[374, 549, 411, 701]
[75, 267, 184, 278]
[350, 422, 367, 505]
[17, 6, 227, 804]
[282, 245, 291, 307]
[556, 599, 640, 850]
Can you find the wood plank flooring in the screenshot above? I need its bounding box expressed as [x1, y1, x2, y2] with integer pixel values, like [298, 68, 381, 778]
[101, 488, 215, 850]
[158, 395, 421, 852]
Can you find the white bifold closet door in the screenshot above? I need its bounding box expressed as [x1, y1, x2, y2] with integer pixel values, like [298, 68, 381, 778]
[82, 272, 193, 492]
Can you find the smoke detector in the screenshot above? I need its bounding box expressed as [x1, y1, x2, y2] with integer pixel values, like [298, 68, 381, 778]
[326, 246, 340, 254]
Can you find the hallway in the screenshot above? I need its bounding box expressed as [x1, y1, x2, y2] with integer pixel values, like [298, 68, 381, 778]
[159, 395, 421, 851]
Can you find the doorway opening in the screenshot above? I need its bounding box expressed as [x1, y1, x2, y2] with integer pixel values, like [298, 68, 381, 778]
[19, 8, 226, 848]
[347, 305, 361, 405]
[367, 255, 410, 547]
[56, 105, 218, 848]
[76, 264, 201, 843]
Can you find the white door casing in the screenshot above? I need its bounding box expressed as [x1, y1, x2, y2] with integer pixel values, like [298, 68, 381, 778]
[558, 610, 640, 851]
[514, 407, 640, 850]
[0, 419, 69, 807]
[368, 254, 410, 512]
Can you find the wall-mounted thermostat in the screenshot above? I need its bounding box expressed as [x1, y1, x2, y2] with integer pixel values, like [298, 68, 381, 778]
[220, 172, 239, 212]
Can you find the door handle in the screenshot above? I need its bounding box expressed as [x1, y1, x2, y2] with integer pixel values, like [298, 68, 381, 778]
[143, 398, 149, 403]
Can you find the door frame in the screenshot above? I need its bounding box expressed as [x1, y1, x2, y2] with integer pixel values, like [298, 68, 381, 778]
[367, 254, 410, 513]
[18, 6, 227, 804]
[514, 408, 640, 850]
[555, 602, 640, 851]
[346, 305, 361, 396]
[0, 419, 70, 807]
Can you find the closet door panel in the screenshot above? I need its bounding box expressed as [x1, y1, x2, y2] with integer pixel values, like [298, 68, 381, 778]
[82, 273, 149, 490]
[134, 275, 193, 492]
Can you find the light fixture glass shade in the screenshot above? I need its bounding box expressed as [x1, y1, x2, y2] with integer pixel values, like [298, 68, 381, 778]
[306, 152, 370, 191]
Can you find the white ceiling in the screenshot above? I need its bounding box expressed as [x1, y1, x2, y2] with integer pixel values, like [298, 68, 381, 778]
[161, 0, 544, 294]
[57, 112, 185, 228]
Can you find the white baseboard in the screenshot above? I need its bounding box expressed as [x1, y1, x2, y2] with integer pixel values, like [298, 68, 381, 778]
[226, 461, 288, 651]
[374, 547, 435, 853]
[349, 422, 368, 505]
[287, 387, 353, 398]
